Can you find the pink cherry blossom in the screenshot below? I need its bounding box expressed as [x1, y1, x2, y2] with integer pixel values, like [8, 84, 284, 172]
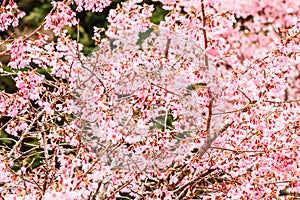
[0, 0, 25, 32]
[0, 0, 299, 199]
[44, 1, 77, 36]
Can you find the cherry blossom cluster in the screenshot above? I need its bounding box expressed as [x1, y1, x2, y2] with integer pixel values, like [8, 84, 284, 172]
[106, 0, 154, 40]
[44, 1, 78, 36]
[0, 0, 25, 32]
[0, 0, 299, 199]
[72, 0, 111, 12]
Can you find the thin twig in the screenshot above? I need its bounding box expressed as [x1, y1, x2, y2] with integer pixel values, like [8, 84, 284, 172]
[41, 131, 50, 196]
[175, 187, 188, 200]
[197, 0, 221, 159]
[266, 179, 300, 185]
[237, 88, 252, 103]
[211, 146, 267, 153]
[173, 168, 216, 193]
[197, 122, 232, 158]
[107, 180, 131, 199]
[90, 181, 102, 200]
[165, 38, 171, 58]
[0, 23, 45, 56]
[264, 99, 300, 103]
[7, 110, 44, 158]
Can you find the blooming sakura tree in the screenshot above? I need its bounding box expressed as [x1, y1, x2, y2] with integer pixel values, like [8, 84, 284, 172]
[0, 0, 299, 199]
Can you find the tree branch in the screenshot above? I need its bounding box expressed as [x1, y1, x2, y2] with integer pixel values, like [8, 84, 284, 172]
[197, 122, 232, 158]
[7, 110, 44, 158]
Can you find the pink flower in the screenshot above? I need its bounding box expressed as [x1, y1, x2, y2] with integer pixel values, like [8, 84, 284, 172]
[73, 0, 111, 12]
[43, 102, 54, 115]
[0, 1, 25, 31]
[205, 47, 220, 57]
[44, 2, 77, 36]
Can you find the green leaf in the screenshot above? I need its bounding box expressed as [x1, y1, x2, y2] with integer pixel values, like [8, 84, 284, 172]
[187, 83, 207, 91]
[0, 130, 13, 145]
[150, 4, 169, 25]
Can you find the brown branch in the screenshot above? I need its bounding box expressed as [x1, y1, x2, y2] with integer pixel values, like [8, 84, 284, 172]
[107, 180, 131, 199]
[206, 90, 214, 133]
[201, 1, 209, 66]
[90, 181, 102, 200]
[165, 38, 171, 58]
[175, 187, 188, 200]
[73, 139, 120, 190]
[196, 0, 223, 159]
[173, 168, 217, 193]
[149, 81, 181, 96]
[212, 145, 300, 154]
[200, 0, 214, 135]
[197, 122, 232, 158]
[41, 131, 50, 197]
[213, 98, 300, 116]
[211, 146, 267, 153]
[264, 99, 300, 104]
[212, 102, 256, 116]
[73, 159, 99, 190]
[7, 110, 44, 158]
[5, 164, 43, 191]
[237, 88, 252, 103]
[266, 180, 300, 185]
